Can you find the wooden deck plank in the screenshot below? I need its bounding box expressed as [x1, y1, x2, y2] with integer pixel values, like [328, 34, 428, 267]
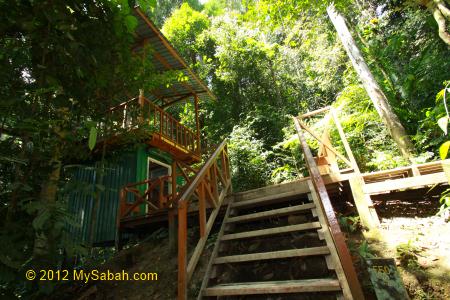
[213, 246, 330, 264]
[226, 203, 316, 223]
[221, 222, 322, 241]
[204, 279, 341, 296]
[231, 190, 306, 209]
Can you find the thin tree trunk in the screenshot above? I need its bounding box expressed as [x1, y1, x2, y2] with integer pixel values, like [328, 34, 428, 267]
[327, 5, 415, 160]
[33, 144, 62, 263]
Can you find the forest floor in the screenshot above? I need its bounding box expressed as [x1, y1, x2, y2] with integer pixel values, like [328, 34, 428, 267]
[347, 197, 450, 300]
[50, 224, 219, 300]
[51, 193, 450, 300]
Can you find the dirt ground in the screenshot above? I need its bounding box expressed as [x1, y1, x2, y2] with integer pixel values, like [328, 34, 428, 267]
[374, 198, 450, 300]
[49, 227, 216, 300]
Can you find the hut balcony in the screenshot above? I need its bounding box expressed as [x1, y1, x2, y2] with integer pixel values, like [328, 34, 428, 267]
[103, 95, 201, 164]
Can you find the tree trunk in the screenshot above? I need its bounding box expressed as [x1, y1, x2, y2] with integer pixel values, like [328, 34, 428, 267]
[327, 5, 415, 160]
[33, 144, 62, 265]
[422, 0, 450, 45]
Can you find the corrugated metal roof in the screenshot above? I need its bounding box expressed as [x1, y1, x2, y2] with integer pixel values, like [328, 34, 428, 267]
[132, 7, 215, 105]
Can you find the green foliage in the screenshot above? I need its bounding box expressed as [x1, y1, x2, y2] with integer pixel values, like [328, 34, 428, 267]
[358, 240, 376, 260]
[0, 0, 176, 296]
[333, 85, 410, 171]
[396, 240, 420, 269]
[437, 188, 450, 219]
[228, 123, 271, 192]
[338, 215, 362, 233]
[162, 3, 210, 67]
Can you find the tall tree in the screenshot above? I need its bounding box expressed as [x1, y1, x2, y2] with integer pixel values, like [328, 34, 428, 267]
[327, 4, 416, 160]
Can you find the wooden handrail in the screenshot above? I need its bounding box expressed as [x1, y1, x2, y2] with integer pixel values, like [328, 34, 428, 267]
[118, 175, 172, 221]
[108, 97, 138, 112]
[177, 139, 231, 300]
[293, 116, 364, 299]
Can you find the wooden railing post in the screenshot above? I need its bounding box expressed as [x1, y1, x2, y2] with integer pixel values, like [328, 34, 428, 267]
[198, 182, 206, 237]
[138, 89, 144, 124]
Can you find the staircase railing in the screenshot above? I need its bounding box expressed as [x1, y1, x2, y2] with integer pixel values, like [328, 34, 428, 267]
[108, 95, 200, 156]
[293, 116, 365, 299]
[117, 175, 172, 220]
[177, 139, 231, 300]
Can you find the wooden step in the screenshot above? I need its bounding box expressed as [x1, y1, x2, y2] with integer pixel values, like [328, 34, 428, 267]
[214, 246, 330, 264]
[226, 203, 316, 223]
[221, 221, 322, 241]
[231, 190, 307, 209]
[204, 278, 341, 296]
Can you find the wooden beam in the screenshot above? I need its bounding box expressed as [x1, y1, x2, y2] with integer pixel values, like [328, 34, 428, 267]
[221, 222, 321, 241]
[301, 106, 331, 119]
[204, 279, 341, 296]
[214, 246, 330, 264]
[298, 120, 353, 168]
[364, 172, 449, 194]
[226, 203, 315, 223]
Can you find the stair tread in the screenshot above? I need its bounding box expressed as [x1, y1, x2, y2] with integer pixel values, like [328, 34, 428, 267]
[204, 278, 341, 296]
[227, 203, 316, 223]
[231, 190, 306, 208]
[221, 221, 322, 241]
[214, 246, 330, 264]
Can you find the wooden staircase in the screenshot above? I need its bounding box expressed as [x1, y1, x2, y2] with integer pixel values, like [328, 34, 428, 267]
[197, 181, 354, 299]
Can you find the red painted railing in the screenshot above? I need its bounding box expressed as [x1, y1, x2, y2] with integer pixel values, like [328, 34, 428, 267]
[117, 175, 173, 220]
[176, 139, 231, 300]
[108, 95, 200, 157]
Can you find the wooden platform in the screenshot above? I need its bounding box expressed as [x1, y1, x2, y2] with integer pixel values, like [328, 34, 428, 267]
[321, 159, 450, 195]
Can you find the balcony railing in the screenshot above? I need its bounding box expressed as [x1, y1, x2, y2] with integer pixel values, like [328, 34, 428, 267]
[106, 95, 200, 157]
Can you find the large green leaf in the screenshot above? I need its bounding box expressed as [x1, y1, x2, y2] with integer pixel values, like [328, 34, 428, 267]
[437, 116, 448, 135]
[88, 126, 98, 151]
[439, 141, 450, 159]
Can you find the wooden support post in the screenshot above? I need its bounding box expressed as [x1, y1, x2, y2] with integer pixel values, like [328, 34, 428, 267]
[330, 108, 360, 173]
[194, 94, 201, 155]
[168, 208, 177, 254]
[169, 161, 178, 254]
[178, 201, 188, 300]
[198, 182, 206, 237]
[171, 161, 177, 203]
[348, 175, 381, 231]
[210, 163, 219, 201]
[221, 151, 227, 181]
